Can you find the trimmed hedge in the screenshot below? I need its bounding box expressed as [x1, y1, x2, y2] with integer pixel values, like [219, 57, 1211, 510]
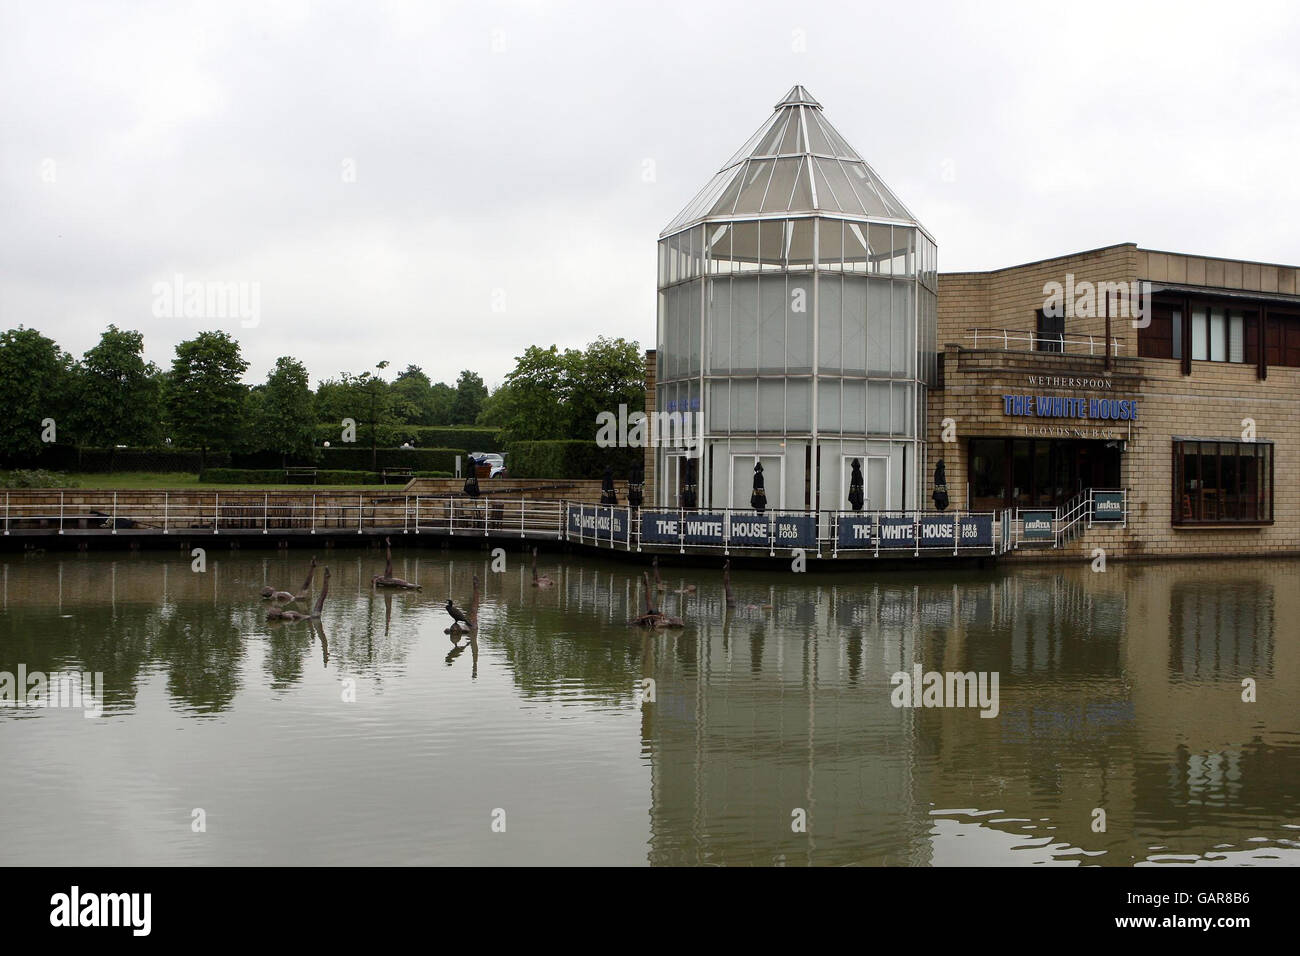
[204, 468, 376, 484]
[12, 445, 230, 473]
[311, 424, 502, 450]
[504, 441, 641, 480]
[319, 447, 466, 472]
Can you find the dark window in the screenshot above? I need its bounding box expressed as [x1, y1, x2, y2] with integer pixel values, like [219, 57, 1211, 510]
[1173, 440, 1273, 525]
[1138, 302, 1179, 359]
[1265, 313, 1300, 367]
[1036, 310, 1064, 353]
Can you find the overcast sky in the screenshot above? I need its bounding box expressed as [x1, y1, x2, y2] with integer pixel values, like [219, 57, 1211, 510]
[3, 0, 1298, 389]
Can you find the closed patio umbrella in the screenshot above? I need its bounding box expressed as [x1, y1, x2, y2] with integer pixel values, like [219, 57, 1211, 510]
[601, 465, 617, 505]
[848, 458, 864, 511]
[463, 469, 480, 499]
[627, 461, 644, 510]
[750, 461, 767, 512]
[932, 460, 949, 511]
[681, 457, 698, 510]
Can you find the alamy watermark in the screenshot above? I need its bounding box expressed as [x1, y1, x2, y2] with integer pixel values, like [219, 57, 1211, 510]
[596, 403, 703, 458]
[151, 273, 261, 328]
[890, 666, 999, 718]
[1042, 274, 1153, 329]
[0, 665, 104, 718]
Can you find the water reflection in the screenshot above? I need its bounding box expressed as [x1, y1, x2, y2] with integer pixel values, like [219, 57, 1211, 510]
[0, 550, 1296, 866]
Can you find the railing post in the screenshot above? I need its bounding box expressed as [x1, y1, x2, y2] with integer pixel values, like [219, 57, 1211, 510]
[213, 493, 219, 535]
[1002, 329, 1008, 350]
[111, 492, 117, 536]
[414, 496, 419, 535]
[263, 492, 268, 534]
[520, 498, 525, 538]
[357, 494, 363, 534]
[310, 493, 316, 534]
[163, 492, 169, 534]
[59, 491, 65, 535]
[953, 510, 960, 557]
[403, 495, 409, 534]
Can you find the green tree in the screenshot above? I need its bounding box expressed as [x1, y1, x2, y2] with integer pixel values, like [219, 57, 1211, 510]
[566, 337, 646, 439]
[389, 365, 436, 425]
[491, 346, 570, 442]
[257, 357, 316, 466]
[73, 325, 161, 466]
[0, 326, 75, 462]
[451, 370, 487, 425]
[165, 331, 249, 477]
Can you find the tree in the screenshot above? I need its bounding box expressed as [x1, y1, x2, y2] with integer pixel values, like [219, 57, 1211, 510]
[389, 365, 437, 425]
[491, 346, 570, 442]
[490, 337, 645, 443]
[0, 326, 75, 463]
[257, 357, 316, 466]
[451, 370, 487, 425]
[566, 337, 646, 439]
[165, 331, 249, 477]
[73, 325, 161, 466]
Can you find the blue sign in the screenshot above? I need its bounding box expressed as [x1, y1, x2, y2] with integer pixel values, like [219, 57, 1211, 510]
[679, 512, 727, 544]
[877, 516, 916, 550]
[918, 515, 956, 548]
[727, 514, 770, 546]
[1002, 395, 1138, 421]
[1021, 510, 1055, 540]
[957, 514, 994, 548]
[640, 511, 681, 544]
[771, 514, 817, 549]
[568, 505, 629, 542]
[1092, 492, 1125, 522]
[836, 514, 875, 548]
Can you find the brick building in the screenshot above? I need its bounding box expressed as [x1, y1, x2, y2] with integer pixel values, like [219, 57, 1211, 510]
[646, 87, 1298, 559]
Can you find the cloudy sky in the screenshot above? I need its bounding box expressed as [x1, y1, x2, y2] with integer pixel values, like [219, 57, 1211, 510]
[3, 0, 1298, 389]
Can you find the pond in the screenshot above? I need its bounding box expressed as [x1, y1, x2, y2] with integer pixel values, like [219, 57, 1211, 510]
[1, 546, 1296, 866]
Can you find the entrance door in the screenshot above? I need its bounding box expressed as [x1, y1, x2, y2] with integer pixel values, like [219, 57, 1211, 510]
[730, 454, 783, 510]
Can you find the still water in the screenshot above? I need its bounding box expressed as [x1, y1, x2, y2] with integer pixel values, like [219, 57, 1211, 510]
[1, 546, 1297, 866]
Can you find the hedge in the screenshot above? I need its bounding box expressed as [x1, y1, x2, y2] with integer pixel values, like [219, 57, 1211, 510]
[318, 447, 466, 473]
[203, 468, 451, 485]
[504, 441, 641, 479]
[204, 468, 376, 484]
[311, 424, 502, 450]
[11, 445, 230, 473]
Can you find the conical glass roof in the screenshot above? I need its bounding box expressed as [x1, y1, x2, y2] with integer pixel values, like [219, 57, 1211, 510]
[661, 85, 918, 237]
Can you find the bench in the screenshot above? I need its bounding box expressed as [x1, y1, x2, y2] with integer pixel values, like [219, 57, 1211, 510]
[382, 468, 413, 485]
[284, 467, 318, 484]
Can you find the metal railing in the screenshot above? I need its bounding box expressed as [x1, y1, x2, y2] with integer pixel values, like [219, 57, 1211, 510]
[2, 492, 1010, 558]
[966, 328, 1125, 356]
[1009, 488, 1129, 550]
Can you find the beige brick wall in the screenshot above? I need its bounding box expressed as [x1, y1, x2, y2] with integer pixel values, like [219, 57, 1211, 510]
[933, 243, 1300, 559]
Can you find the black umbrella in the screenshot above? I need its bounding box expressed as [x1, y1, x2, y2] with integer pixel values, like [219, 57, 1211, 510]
[750, 461, 767, 512]
[600, 465, 617, 505]
[627, 461, 644, 510]
[848, 458, 864, 512]
[932, 459, 949, 512]
[681, 458, 698, 510]
[463, 467, 480, 499]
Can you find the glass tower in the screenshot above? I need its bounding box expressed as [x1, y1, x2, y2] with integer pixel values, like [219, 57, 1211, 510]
[655, 85, 938, 516]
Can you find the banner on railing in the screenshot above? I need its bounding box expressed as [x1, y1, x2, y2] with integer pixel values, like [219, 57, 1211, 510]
[959, 514, 994, 548]
[918, 515, 956, 548]
[640, 510, 728, 545]
[1091, 491, 1125, 523]
[771, 515, 816, 549]
[567, 504, 630, 543]
[836, 514, 875, 548]
[877, 516, 916, 550]
[1021, 510, 1055, 540]
[726, 514, 770, 546]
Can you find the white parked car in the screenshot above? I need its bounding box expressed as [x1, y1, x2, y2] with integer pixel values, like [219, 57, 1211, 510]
[469, 452, 507, 478]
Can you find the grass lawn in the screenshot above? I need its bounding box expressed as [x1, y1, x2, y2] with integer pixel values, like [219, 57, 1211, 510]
[55, 472, 404, 491]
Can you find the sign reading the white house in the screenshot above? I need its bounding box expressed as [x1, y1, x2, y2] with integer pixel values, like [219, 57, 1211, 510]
[1002, 395, 1138, 421]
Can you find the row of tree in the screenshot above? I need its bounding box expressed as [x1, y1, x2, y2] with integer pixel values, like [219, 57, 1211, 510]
[0, 325, 646, 473]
